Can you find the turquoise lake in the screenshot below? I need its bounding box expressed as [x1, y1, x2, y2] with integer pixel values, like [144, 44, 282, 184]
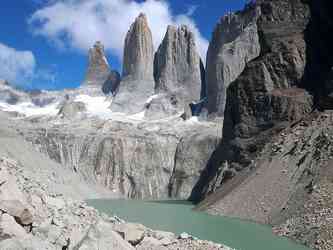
[87, 199, 312, 250]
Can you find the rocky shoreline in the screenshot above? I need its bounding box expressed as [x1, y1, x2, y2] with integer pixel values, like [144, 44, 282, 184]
[0, 155, 233, 250]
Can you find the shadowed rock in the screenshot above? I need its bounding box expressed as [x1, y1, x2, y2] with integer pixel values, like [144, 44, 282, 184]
[102, 70, 121, 95]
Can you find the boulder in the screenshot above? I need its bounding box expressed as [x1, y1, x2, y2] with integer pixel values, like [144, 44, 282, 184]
[0, 213, 27, 240]
[83, 41, 111, 86]
[58, 101, 86, 119]
[0, 200, 33, 226]
[75, 220, 135, 250]
[113, 223, 147, 246]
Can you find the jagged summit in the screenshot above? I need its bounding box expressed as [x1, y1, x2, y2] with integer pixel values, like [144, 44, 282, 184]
[83, 41, 111, 87]
[149, 24, 204, 118]
[110, 13, 155, 114]
[122, 13, 154, 81]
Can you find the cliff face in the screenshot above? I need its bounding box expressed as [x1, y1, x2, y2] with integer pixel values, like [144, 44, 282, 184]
[192, 1, 333, 248]
[205, 5, 261, 116]
[23, 118, 220, 200]
[191, 0, 312, 203]
[111, 14, 155, 114]
[153, 25, 203, 116]
[83, 41, 111, 86]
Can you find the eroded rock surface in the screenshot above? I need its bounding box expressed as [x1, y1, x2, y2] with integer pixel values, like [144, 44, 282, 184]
[83, 41, 111, 87]
[153, 25, 203, 117]
[112, 14, 155, 114]
[205, 4, 261, 116]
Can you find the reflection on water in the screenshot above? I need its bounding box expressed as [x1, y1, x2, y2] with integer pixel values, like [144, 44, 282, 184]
[87, 199, 311, 250]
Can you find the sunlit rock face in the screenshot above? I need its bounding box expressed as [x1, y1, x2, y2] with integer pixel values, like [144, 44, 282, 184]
[83, 41, 111, 87]
[111, 14, 155, 114]
[152, 25, 204, 118]
[205, 5, 261, 116]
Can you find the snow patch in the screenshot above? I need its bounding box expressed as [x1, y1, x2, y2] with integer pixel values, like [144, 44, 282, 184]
[74, 94, 112, 119]
[0, 101, 59, 117]
[146, 94, 160, 104]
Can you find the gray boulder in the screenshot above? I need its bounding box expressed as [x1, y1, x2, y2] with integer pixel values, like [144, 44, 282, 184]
[205, 5, 261, 116]
[111, 13, 155, 114]
[0, 200, 33, 226]
[83, 41, 111, 86]
[58, 101, 86, 119]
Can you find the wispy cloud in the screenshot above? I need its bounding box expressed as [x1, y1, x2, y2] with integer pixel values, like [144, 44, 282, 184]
[28, 0, 208, 62]
[0, 42, 57, 88]
[0, 43, 36, 86]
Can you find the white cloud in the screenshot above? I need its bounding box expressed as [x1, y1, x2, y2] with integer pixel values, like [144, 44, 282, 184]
[0, 43, 57, 88]
[29, 0, 209, 62]
[0, 43, 36, 86]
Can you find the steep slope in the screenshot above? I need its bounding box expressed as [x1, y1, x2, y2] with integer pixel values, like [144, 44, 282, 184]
[191, 0, 333, 249]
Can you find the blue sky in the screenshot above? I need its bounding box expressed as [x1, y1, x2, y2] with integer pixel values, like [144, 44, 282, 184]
[0, 0, 246, 90]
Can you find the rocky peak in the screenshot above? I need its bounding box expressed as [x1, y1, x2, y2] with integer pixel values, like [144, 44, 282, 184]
[122, 13, 154, 82]
[83, 41, 111, 86]
[110, 13, 155, 114]
[205, 4, 261, 116]
[154, 24, 203, 106]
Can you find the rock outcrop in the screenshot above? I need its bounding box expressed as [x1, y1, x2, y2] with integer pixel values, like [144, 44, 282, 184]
[111, 14, 155, 114]
[83, 41, 111, 86]
[102, 70, 121, 95]
[191, 0, 313, 204]
[152, 25, 203, 117]
[302, 0, 333, 109]
[205, 4, 261, 116]
[21, 116, 220, 200]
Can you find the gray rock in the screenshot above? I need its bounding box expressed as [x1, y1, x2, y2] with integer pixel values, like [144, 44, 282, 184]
[122, 13, 154, 82]
[113, 223, 146, 246]
[111, 13, 155, 114]
[58, 101, 86, 119]
[144, 93, 182, 120]
[75, 220, 135, 250]
[0, 213, 27, 240]
[0, 200, 33, 226]
[153, 25, 203, 117]
[24, 118, 220, 200]
[102, 70, 121, 95]
[83, 41, 111, 86]
[191, 0, 313, 203]
[205, 4, 261, 116]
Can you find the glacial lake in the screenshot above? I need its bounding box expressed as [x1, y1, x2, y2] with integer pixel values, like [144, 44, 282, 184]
[87, 199, 311, 250]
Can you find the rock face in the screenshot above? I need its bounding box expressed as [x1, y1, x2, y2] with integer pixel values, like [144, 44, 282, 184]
[57, 101, 86, 119]
[22, 117, 220, 200]
[83, 41, 111, 86]
[153, 25, 203, 116]
[111, 14, 155, 114]
[205, 5, 261, 116]
[191, 0, 313, 203]
[102, 70, 121, 95]
[302, 0, 333, 108]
